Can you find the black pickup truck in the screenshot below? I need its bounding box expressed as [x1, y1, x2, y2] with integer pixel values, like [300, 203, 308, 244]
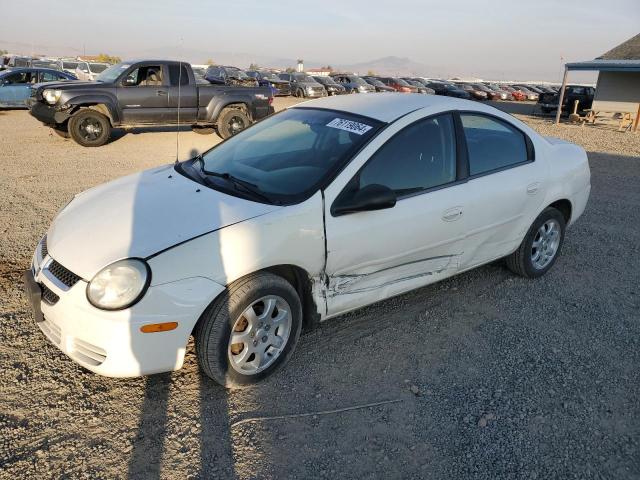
[538, 85, 595, 114]
[28, 60, 274, 147]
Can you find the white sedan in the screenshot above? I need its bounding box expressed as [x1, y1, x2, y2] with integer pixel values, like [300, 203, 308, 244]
[24, 94, 591, 387]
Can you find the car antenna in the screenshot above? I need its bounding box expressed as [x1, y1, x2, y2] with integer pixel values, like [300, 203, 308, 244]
[175, 38, 183, 165]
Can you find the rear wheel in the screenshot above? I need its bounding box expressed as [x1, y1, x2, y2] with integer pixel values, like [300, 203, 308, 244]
[68, 110, 111, 147]
[506, 207, 566, 278]
[216, 108, 251, 139]
[195, 272, 303, 388]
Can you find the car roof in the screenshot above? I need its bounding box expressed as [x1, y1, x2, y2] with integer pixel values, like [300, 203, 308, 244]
[292, 92, 487, 123]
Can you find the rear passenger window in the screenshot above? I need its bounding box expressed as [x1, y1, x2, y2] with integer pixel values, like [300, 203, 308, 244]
[357, 114, 457, 197]
[168, 64, 190, 86]
[461, 114, 529, 176]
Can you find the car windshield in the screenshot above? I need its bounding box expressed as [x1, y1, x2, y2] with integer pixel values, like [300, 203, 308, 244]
[367, 79, 384, 86]
[293, 73, 313, 82]
[89, 63, 109, 73]
[353, 77, 368, 85]
[195, 108, 383, 204]
[227, 68, 250, 79]
[95, 63, 129, 82]
[262, 72, 280, 81]
[396, 78, 410, 86]
[62, 61, 79, 70]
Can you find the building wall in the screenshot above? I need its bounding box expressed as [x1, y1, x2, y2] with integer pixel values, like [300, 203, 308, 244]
[593, 71, 640, 113]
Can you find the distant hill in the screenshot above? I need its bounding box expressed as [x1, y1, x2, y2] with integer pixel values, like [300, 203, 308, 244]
[334, 56, 434, 77]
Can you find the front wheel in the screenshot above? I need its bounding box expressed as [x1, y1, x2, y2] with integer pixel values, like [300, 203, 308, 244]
[216, 108, 251, 139]
[506, 207, 566, 278]
[68, 110, 111, 147]
[195, 272, 303, 388]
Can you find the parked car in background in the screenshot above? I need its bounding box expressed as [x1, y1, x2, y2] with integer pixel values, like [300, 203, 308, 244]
[471, 83, 506, 100]
[402, 78, 433, 94]
[6, 56, 32, 68]
[510, 85, 538, 101]
[538, 85, 595, 114]
[31, 59, 60, 70]
[377, 77, 417, 93]
[424, 81, 472, 99]
[312, 75, 346, 96]
[75, 61, 110, 81]
[499, 85, 526, 101]
[205, 66, 259, 87]
[278, 72, 326, 98]
[56, 59, 81, 76]
[362, 76, 395, 92]
[0, 68, 76, 108]
[456, 83, 488, 100]
[28, 60, 274, 146]
[247, 70, 292, 96]
[330, 74, 376, 94]
[24, 94, 590, 386]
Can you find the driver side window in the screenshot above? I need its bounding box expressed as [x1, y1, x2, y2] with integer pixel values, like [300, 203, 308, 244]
[124, 65, 163, 86]
[357, 114, 457, 197]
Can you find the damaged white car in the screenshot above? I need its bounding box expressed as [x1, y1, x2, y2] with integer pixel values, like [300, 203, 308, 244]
[24, 94, 591, 387]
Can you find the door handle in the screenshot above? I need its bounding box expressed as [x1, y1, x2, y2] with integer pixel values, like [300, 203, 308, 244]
[526, 182, 540, 195]
[156, 90, 167, 96]
[442, 207, 463, 222]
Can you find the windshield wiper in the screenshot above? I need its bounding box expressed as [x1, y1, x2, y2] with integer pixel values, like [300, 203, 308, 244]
[193, 155, 274, 204]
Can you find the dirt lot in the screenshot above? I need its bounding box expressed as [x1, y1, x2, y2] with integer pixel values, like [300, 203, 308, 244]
[1, 98, 639, 479]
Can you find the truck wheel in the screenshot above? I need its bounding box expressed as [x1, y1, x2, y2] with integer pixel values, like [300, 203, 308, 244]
[216, 108, 250, 139]
[195, 272, 303, 388]
[68, 110, 111, 147]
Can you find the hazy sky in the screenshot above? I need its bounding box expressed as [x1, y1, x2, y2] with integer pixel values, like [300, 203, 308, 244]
[2, 0, 638, 80]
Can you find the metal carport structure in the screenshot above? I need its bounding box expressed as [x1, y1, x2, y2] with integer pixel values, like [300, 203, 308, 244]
[556, 59, 640, 130]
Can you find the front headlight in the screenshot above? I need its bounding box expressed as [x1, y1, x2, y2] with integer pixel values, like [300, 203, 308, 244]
[87, 259, 150, 310]
[43, 89, 62, 105]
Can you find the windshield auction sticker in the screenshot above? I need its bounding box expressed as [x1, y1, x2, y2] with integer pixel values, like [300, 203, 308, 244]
[326, 118, 372, 135]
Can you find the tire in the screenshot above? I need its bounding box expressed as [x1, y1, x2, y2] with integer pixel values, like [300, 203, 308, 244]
[506, 207, 566, 278]
[216, 108, 251, 140]
[195, 272, 303, 388]
[51, 126, 70, 139]
[68, 109, 111, 147]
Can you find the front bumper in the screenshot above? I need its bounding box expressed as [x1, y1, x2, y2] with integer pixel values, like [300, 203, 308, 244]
[25, 244, 225, 377]
[29, 100, 72, 125]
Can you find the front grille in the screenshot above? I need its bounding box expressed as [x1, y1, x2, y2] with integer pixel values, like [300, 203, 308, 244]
[41, 283, 60, 305]
[40, 235, 48, 258]
[48, 260, 82, 288]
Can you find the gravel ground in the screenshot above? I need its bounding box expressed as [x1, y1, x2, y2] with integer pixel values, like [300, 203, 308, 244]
[1, 99, 639, 479]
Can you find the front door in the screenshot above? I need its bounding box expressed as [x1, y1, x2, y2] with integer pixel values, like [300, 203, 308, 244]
[324, 112, 468, 316]
[117, 64, 169, 124]
[0, 70, 34, 107]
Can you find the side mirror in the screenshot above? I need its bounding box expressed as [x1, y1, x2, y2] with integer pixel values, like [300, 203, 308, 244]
[122, 77, 136, 87]
[332, 184, 396, 216]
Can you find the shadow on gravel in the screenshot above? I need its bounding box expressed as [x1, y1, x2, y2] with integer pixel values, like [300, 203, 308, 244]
[127, 373, 172, 478]
[108, 125, 215, 144]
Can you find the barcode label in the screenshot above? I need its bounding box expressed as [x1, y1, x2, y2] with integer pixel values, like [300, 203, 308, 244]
[326, 118, 373, 135]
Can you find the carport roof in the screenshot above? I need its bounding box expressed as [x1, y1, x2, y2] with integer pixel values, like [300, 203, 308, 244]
[565, 59, 640, 72]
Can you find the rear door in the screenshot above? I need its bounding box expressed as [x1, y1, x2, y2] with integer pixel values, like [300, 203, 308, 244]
[456, 112, 546, 269]
[164, 63, 198, 124]
[117, 63, 170, 124]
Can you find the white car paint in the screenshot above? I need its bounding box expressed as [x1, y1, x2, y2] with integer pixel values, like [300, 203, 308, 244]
[74, 62, 109, 81]
[28, 93, 591, 377]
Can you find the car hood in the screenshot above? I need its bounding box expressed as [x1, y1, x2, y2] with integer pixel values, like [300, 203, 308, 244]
[47, 164, 280, 280]
[36, 80, 106, 91]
